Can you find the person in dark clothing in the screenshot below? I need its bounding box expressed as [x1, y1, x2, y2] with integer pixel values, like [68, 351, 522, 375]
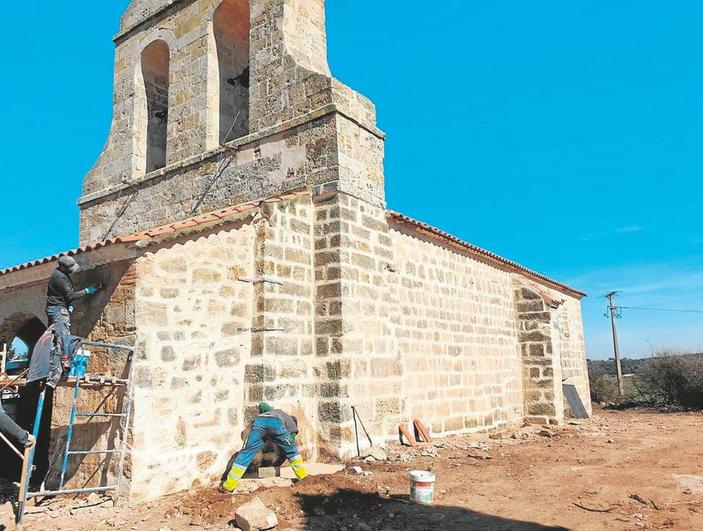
[24, 256, 100, 491]
[0, 402, 34, 448]
[46, 256, 101, 371]
[46, 256, 101, 327]
[220, 402, 308, 493]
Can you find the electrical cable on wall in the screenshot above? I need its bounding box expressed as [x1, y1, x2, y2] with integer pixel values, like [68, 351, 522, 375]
[103, 181, 141, 241]
[190, 111, 242, 215]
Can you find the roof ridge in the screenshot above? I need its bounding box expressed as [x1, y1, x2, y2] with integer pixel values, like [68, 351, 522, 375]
[386, 209, 586, 299]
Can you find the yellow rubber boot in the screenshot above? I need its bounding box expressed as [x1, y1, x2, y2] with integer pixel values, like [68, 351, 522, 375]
[220, 463, 246, 493]
[290, 456, 309, 481]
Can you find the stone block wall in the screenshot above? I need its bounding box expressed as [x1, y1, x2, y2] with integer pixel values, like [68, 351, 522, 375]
[312, 193, 401, 456]
[389, 225, 524, 435]
[81, 116, 342, 244]
[243, 195, 319, 460]
[0, 198, 592, 499]
[513, 285, 565, 425]
[556, 297, 592, 416]
[128, 222, 256, 500]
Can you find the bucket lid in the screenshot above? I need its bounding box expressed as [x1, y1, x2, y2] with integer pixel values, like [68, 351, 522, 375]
[409, 470, 435, 482]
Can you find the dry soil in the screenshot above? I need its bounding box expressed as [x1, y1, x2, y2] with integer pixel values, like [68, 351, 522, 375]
[7, 407, 703, 530]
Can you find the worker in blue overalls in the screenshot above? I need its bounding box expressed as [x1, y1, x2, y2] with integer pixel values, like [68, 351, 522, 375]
[220, 402, 309, 493]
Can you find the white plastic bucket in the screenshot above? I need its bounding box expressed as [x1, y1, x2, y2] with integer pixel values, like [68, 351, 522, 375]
[409, 470, 436, 505]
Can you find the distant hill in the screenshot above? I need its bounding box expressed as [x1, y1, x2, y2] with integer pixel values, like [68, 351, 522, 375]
[588, 353, 703, 378]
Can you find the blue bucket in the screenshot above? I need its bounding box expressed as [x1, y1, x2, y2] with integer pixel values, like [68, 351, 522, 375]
[69, 349, 91, 377]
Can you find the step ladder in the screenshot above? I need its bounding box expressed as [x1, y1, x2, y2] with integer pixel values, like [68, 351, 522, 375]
[17, 341, 136, 525]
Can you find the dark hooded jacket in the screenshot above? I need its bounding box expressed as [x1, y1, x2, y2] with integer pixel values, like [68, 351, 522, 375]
[46, 269, 88, 309]
[28, 325, 82, 389]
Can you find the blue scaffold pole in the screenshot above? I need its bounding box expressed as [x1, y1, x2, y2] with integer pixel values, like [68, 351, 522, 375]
[17, 386, 47, 525]
[28, 387, 46, 476]
[59, 377, 82, 489]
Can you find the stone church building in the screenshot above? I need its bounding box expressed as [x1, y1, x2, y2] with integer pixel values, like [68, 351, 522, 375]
[0, 0, 589, 500]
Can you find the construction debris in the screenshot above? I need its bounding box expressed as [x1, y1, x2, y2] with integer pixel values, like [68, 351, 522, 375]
[364, 446, 388, 462]
[234, 497, 278, 531]
[398, 424, 418, 447]
[413, 420, 432, 443]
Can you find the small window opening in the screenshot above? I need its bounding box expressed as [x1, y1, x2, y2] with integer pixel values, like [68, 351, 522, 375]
[214, 0, 250, 143]
[142, 40, 170, 172]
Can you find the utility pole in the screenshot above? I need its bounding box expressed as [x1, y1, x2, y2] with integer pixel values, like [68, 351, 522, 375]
[605, 291, 625, 397]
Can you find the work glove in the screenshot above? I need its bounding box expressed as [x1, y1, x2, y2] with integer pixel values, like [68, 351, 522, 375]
[25, 434, 36, 448]
[85, 284, 102, 295]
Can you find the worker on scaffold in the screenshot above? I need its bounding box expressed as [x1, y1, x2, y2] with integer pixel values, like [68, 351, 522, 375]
[46, 256, 101, 340]
[22, 255, 102, 491]
[220, 402, 309, 493]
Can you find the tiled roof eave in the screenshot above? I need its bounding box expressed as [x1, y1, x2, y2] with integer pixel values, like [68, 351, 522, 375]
[386, 210, 586, 299]
[0, 190, 309, 278]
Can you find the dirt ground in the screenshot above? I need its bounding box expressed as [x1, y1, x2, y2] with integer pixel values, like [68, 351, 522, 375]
[6, 407, 703, 530]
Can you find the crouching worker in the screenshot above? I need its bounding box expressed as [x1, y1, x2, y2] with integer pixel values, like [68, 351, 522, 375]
[220, 402, 308, 493]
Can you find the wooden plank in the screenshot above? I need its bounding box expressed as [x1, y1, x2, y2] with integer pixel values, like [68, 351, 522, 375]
[0, 430, 23, 459]
[16, 442, 33, 526]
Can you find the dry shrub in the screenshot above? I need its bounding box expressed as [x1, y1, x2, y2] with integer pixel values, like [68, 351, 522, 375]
[589, 375, 619, 403]
[637, 351, 703, 409]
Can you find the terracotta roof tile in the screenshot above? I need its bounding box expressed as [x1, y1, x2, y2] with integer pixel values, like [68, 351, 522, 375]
[387, 210, 586, 299]
[0, 190, 308, 277]
[170, 219, 201, 231]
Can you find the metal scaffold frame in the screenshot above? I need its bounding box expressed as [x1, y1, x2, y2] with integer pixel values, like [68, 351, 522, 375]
[0, 341, 136, 527]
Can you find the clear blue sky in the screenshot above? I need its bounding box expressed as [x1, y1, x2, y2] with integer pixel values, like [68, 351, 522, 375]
[1, 1, 702, 359]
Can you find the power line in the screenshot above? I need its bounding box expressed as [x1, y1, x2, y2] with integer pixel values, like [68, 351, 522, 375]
[619, 306, 703, 315]
[0, 214, 73, 247]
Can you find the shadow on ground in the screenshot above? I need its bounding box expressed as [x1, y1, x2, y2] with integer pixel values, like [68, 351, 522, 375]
[295, 489, 568, 531]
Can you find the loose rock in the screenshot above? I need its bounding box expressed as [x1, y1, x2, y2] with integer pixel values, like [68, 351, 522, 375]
[365, 447, 388, 461]
[235, 497, 278, 531]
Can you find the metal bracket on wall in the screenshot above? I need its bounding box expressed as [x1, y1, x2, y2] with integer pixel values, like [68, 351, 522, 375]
[237, 277, 284, 286]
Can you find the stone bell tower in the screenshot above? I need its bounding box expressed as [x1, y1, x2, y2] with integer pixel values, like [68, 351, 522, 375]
[78, 0, 401, 461]
[79, 0, 385, 245]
